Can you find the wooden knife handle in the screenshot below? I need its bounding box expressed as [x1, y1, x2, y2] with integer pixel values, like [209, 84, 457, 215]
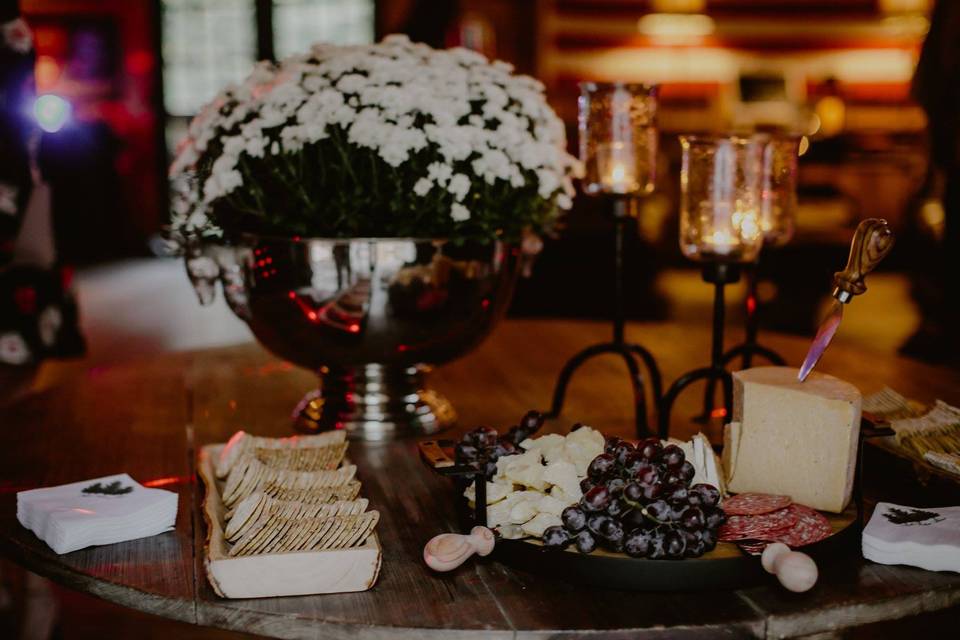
[833, 218, 894, 300]
[419, 440, 455, 469]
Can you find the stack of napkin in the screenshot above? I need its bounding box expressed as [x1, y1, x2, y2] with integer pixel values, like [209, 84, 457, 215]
[862, 502, 960, 573]
[17, 474, 178, 555]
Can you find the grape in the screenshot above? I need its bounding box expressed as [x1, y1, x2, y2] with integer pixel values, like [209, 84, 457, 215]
[621, 508, 648, 532]
[691, 483, 720, 508]
[645, 499, 671, 522]
[484, 461, 498, 477]
[582, 486, 612, 512]
[599, 517, 625, 541]
[638, 438, 663, 461]
[664, 529, 686, 558]
[633, 462, 660, 486]
[473, 426, 499, 448]
[606, 498, 628, 518]
[532, 426, 725, 561]
[612, 441, 635, 465]
[520, 410, 544, 432]
[587, 453, 616, 480]
[701, 529, 718, 551]
[510, 426, 532, 445]
[575, 529, 597, 554]
[666, 483, 688, 503]
[561, 505, 587, 532]
[622, 452, 646, 476]
[647, 531, 667, 559]
[660, 444, 685, 469]
[624, 529, 652, 558]
[623, 481, 643, 504]
[703, 506, 726, 530]
[604, 436, 623, 455]
[682, 529, 705, 557]
[663, 471, 684, 487]
[493, 441, 517, 458]
[587, 513, 613, 536]
[606, 477, 626, 497]
[604, 537, 624, 554]
[666, 503, 687, 523]
[542, 525, 570, 549]
[641, 481, 664, 501]
[680, 506, 705, 531]
[454, 442, 479, 463]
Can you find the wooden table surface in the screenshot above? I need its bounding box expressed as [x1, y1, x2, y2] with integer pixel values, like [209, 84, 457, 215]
[2, 319, 959, 639]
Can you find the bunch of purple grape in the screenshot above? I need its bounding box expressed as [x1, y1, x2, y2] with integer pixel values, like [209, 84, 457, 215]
[454, 410, 544, 479]
[541, 436, 726, 559]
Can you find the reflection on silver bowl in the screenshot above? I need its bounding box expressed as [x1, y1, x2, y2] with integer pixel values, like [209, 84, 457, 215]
[185, 235, 522, 440]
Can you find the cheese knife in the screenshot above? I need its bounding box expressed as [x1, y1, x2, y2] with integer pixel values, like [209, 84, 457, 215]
[798, 218, 895, 382]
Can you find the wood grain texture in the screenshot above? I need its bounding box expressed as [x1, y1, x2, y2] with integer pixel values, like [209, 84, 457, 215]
[0, 354, 196, 624]
[2, 319, 959, 639]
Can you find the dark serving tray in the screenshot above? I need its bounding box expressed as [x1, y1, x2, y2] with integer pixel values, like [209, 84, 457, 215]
[418, 438, 860, 591]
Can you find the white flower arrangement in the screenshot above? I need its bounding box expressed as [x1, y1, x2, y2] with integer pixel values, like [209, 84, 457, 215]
[169, 35, 581, 244]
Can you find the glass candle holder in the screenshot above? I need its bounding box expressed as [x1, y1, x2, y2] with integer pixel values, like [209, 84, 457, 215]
[579, 82, 659, 196]
[758, 133, 800, 248]
[679, 134, 764, 263]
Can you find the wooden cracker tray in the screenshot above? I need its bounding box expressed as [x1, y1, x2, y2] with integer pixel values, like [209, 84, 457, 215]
[197, 443, 382, 599]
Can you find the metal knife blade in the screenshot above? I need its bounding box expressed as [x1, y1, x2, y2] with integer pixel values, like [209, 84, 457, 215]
[798, 300, 843, 382]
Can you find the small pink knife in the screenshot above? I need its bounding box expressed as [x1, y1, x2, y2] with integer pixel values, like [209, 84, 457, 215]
[798, 218, 895, 382]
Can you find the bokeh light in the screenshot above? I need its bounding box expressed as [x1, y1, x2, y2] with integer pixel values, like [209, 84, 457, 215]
[34, 94, 71, 133]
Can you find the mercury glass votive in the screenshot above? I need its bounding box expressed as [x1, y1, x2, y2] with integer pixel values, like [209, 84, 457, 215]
[758, 133, 800, 248]
[679, 135, 764, 263]
[579, 82, 658, 196]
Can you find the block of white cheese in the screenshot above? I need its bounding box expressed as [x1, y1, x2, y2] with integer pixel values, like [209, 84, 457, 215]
[722, 366, 861, 513]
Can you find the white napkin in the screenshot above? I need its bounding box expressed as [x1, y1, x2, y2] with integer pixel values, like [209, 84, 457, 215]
[17, 474, 178, 555]
[862, 502, 960, 573]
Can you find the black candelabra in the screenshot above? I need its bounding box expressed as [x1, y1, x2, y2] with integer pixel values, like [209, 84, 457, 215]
[546, 196, 662, 438]
[694, 262, 786, 423]
[658, 262, 741, 438]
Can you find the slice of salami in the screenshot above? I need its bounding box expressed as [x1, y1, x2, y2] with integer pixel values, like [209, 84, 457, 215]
[722, 492, 792, 516]
[736, 540, 768, 556]
[718, 506, 798, 541]
[770, 504, 832, 548]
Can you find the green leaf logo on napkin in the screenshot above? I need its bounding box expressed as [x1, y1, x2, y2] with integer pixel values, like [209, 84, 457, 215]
[82, 480, 134, 496]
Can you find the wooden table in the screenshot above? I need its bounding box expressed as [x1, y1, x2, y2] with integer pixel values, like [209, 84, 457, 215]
[2, 319, 959, 639]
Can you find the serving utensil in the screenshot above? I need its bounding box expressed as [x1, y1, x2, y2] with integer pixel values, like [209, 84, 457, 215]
[423, 526, 495, 572]
[798, 218, 895, 381]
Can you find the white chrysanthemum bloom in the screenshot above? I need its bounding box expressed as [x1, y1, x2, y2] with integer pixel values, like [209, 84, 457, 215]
[169, 34, 581, 242]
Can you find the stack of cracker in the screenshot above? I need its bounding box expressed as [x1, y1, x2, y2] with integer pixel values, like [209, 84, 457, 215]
[200, 430, 382, 598]
[215, 430, 379, 557]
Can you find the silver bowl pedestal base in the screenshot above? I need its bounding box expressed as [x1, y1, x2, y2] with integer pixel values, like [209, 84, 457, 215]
[186, 236, 523, 441]
[292, 364, 457, 441]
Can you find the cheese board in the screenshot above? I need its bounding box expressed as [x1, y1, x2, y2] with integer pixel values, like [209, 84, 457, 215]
[418, 436, 859, 591]
[197, 438, 382, 599]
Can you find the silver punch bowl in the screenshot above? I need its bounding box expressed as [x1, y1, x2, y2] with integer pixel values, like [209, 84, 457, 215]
[185, 235, 523, 440]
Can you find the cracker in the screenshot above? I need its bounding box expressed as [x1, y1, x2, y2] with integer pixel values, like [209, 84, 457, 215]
[340, 511, 380, 549]
[228, 514, 270, 557]
[225, 493, 266, 542]
[298, 517, 338, 552]
[312, 517, 348, 551]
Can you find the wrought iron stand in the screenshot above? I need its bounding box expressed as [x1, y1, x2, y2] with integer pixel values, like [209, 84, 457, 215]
[546, 196, 662, 438]
[658, 262, 740, 438]
[695, 263, 787, 423]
